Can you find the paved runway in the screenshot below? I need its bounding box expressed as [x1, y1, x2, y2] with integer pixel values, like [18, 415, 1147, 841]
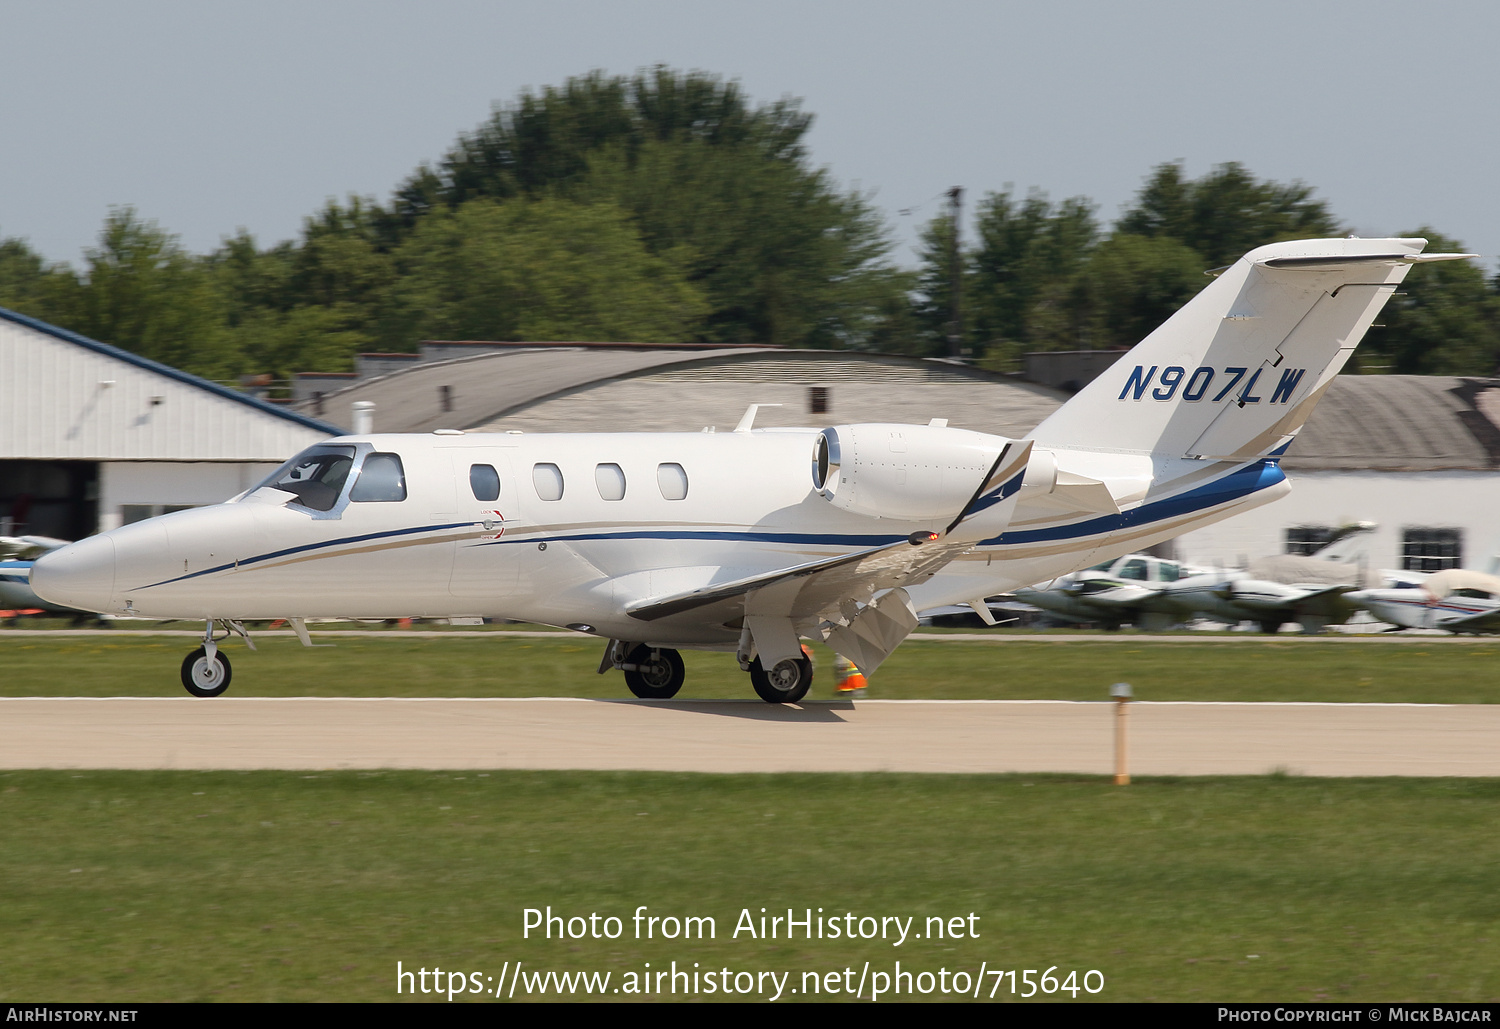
[5, 698, 1497, 777]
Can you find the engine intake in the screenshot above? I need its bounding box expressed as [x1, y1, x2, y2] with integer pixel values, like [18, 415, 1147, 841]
[810, 423, 1012, 521]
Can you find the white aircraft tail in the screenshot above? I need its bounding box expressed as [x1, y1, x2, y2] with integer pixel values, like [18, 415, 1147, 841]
[1031, 238, 1475, 461]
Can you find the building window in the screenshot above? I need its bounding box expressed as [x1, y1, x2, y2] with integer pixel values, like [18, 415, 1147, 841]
[595, 463, 626, 501]
[533, 463, 564, 502]
[1285, 525, 1336, 556]
[469, 464, 500, 502]
[1402, 527, 1462, 572]
[657, 463, 689, 501]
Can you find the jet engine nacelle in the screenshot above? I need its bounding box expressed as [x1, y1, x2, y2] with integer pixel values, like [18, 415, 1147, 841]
[810, 423, 1010, 521]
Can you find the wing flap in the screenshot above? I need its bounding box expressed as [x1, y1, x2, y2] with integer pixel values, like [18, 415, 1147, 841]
[626, 539, 908, 622]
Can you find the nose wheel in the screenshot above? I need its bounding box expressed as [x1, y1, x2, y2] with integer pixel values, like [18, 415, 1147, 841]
[181, 646, 232, 697]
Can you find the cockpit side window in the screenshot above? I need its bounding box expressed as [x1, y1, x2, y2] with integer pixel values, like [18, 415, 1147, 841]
[1118, 559, 1148, 580]
[350, 453, 407, 502]
[256, 446, 356, 512]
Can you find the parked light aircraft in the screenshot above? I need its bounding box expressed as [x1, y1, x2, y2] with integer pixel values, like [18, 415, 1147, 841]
[1167, 521, 1380, 633]
[32, 238, 1473, 700]
[1018, 512, 1378, 635]
[1014, 554, 1210, 631]
[1347, 569, 1500, 633]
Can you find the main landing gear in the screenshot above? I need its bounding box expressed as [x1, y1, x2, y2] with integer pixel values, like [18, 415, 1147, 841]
[600, 639, 815, 703]
[621, 644, 686, 699]
[748, 655, 813, 704]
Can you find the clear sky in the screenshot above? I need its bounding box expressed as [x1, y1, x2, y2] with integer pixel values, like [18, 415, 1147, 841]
[3, 0, 1496, 270]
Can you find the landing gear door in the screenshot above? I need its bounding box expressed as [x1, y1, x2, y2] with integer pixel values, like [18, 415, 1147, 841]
[449, 448, 521, 597]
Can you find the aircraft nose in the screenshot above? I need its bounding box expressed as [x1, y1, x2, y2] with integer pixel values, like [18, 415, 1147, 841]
[31, 535, 117, 613]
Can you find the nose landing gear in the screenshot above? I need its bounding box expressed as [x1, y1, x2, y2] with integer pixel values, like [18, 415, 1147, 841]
[181, 646, 232, 697]
[180, 619, 253, 697]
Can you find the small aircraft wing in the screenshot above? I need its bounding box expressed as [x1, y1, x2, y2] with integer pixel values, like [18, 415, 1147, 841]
[1434, 606, 1500, 634]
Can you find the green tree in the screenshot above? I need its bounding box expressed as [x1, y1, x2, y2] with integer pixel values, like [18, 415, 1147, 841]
[388, 197, 710, 343]
[1066, 233, 1208, 348]
[966, 190, 1098, 366]
[1358, 229, 1499, 374]
[571, 137, 894, 348]
[382, 68, 899, 349]
[0, 234, 51, 314]
[1117, 161, 1342, 268]
[52, 209, 236, 379]
[391, 66, 809, 224]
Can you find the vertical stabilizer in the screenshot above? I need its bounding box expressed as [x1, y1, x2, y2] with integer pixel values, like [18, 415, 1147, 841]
[1031, 238, 1471, 460]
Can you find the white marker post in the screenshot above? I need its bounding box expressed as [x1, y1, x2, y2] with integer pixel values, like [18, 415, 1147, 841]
[1110, 682, 1133, 785]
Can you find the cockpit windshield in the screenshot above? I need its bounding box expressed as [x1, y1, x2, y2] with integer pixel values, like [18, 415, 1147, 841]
[254, 446, 357, 512]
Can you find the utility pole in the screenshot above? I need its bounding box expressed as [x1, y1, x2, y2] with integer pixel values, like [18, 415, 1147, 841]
[946, 186, 964, 360]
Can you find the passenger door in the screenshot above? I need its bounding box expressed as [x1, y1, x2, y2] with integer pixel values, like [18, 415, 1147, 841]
[448, 447, 521, 598]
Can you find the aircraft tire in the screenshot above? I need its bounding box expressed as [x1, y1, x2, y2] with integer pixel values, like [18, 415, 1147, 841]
[749, 656, 812, 704]
[623, 645, 684, 699]
[181, 647, 232, 698]
[1258, 619, 1283, 635]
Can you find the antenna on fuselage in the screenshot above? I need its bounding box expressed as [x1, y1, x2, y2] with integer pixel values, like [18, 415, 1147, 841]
[734, 404, 782, 433]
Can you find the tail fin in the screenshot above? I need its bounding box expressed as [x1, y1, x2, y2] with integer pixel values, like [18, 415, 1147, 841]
[1031, 238, 1475, 460]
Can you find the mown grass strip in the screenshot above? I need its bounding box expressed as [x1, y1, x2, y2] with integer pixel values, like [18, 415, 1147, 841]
[1, 771, 1495, 1002]
[1, 635, 1496, 703]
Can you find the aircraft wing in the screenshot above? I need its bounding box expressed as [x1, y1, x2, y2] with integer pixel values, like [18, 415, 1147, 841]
[1435, 606, 1500, 634]
[626, 440, 1032, 674]
[625, 536, 971, 624]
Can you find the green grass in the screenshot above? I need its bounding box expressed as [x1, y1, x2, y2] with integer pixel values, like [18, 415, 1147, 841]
[1, 634, 1497, 703]
[1, 771, 1496, 1002]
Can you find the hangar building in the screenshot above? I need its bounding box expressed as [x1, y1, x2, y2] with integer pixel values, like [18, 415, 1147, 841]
[0, 307, 338, 539]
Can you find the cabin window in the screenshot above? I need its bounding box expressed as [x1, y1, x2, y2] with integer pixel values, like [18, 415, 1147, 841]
[1156, 561, 1181, 582]
[257, 445, 356, 512]
[533, 463, 564, 501]
[1117, 558, 1148, 580]
[595, 463, 626, 501]
[1402, 527, 1462, 572]
[470, 464, 500, 502]
[350, 453, 407, 502]
[657, 463, 689, 501]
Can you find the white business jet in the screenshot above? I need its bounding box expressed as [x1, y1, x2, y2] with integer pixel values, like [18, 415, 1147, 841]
[32, 238, 1473, 700]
